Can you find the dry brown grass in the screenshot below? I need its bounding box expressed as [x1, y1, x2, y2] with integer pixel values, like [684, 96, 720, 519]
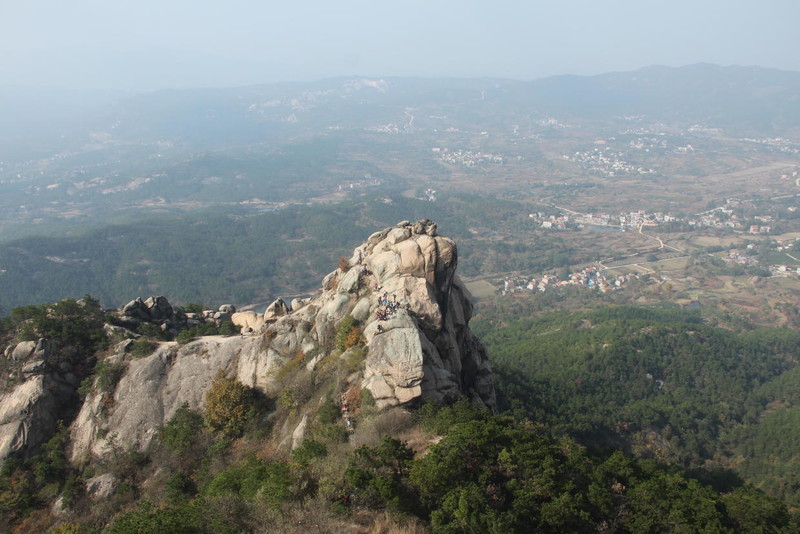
[12, 509, 55, 534]
[252, 504, 431, 534]
[464, 279, 497, 299]
[366, 512, 429, 534]
[349, 408, 416, 449]
[343, 383, 363, 413]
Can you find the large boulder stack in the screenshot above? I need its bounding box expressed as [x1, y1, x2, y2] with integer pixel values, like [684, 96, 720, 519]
[62, 219, 495, 462]
[349, 219, 494, 408]
[115, 296, 237, 335]
[300, 218, 494, 408]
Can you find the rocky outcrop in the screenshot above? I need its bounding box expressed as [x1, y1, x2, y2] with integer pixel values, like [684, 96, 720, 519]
[115, 297, 236, 335]
[264, 298, 289, 321]
[231, 311, 265, 332]
[270, 218, 494, 409]
[348, 219, 494, 409]
[3, 219, 494, 465]
[0, 339, 80, 461]
[85, 473, 118, 500]
[69, 335, 276, 462]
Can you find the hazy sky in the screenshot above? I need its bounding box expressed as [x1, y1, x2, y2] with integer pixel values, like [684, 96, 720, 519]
[1, 0, 798, 91]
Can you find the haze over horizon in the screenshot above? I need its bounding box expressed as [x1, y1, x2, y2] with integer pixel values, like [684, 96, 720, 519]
[2, 0, 799, 92]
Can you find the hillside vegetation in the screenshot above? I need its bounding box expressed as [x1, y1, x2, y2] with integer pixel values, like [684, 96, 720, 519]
[0, 194, 586, 315]
[475, 306, 800, 505]
[1, 299, 799, 532]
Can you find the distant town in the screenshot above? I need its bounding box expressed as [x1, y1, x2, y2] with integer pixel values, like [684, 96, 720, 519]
[503, 267, 640, 295]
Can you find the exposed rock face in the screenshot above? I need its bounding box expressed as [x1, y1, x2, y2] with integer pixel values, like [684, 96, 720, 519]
[231, 311, 265, 332]
[3, 219, 494, 465]
[264, 298, 289, 321]
[69, 335, 276, 462]
[85, 473, 118, 500]
[351, 219, 494, 409]
[0, 339, 80, 461]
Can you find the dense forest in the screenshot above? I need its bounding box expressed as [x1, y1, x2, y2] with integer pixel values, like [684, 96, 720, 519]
[0, 194, 586, 315]
[474, 306, 800, 506]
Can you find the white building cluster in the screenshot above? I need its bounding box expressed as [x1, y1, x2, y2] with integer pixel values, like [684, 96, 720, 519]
[562, 147, 656, 177]
[438, 149, 504, 167]
[503, 267, 638, 295]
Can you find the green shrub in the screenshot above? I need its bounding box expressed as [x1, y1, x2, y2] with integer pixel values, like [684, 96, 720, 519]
[343, 346, 367, 372]
[361, 388, 375, 408]
[49, 524, 91, 534]
[277, 386, 297, 413]
[218, 321, 238, 336]
[345, 437, 415, 511]
[275, 357, 303, 381]
[176, 323, 217, 344]
[9, 296, 107, 353]
[335, 315, 360, 352]
[177, 303, 206, 315]
[137, 322, 171, 341]
[418, 398, 488, 435]
[0, 458, 36, 519]
[32, 423, 69, 484]
[106, 499, 204, 534]
[317, 398, 340, 424]
[291, 439, 328, 466]
[129, 338, 157, 358]
[316, 423, 349, 444]
[175, 322, 231, 344]
[204, 458, 292, 509]
[94, 360, 126, 393]
[159, 403, 204, 454]
[165, 473, 196, 502]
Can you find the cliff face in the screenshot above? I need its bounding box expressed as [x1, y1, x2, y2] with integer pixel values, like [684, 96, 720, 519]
[1, 220, 495, 464]
[0, 339, 84, 463]
[339, 219, 495, 409]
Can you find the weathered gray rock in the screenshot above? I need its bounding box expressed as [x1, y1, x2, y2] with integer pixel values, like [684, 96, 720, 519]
[144, 296, 173, 322]
[69, 335, 278, 461]
[120, 295, 192, 333]
[231, 311, 265, 332]
[291, 415, 308, 450]
[21, 359, 46, 377]
[8, 341, 36, 361]
[185, 313, 202, 327]
[0, 369, 76, 461]
[121, 298, 150, 321]
[85, 473, 118, 500]
[52, 495, 69, 516]
[214, 310, 232, 322]
[289, 298, 306, 311]
[264, 298, 289, 321]
[353, 220, 494, 409]
[363, 327, 426, 409]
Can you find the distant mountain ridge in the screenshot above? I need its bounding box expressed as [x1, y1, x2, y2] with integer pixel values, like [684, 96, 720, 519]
[3, 63, 798, 153]
[110, 63, 800, 142]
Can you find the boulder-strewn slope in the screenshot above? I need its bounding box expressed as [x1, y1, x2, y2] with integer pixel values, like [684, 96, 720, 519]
[0, 219, 494, 464]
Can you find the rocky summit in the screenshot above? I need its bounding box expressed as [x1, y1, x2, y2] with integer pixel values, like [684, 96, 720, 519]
[0, 219, 494, 465]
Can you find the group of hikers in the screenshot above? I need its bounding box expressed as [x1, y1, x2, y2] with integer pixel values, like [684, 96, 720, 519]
[375, 291, 403, 322]
[340, 394, 354, 433]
